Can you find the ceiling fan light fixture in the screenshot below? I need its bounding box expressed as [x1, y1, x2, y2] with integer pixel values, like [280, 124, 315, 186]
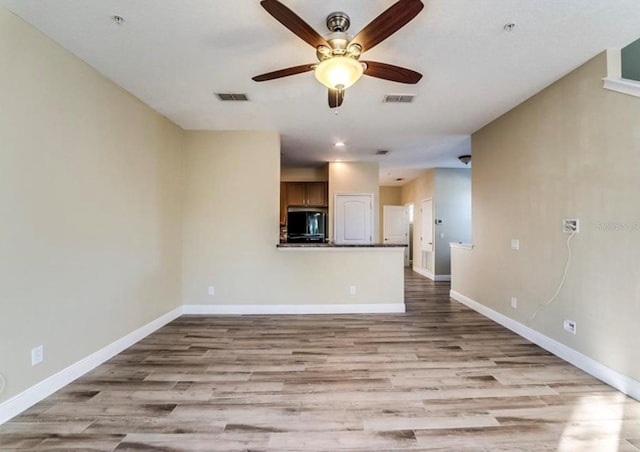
[314, 57, 364, 90]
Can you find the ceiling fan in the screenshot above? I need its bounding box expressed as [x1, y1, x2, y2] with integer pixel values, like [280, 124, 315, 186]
[252, 0, 424, 108]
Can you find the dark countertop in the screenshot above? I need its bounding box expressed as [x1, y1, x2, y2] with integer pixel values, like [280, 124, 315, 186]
[277, 243, 407, 248]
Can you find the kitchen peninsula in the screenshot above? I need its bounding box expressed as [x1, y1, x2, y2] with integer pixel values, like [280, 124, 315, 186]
[277, 243, 406, 248]
[274, 241, 406, 313]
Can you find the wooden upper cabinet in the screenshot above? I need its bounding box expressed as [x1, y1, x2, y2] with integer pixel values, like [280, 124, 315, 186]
[306, 182, 328, 207]
[285, 182, 327, 207]
[286, 182, 307, 206]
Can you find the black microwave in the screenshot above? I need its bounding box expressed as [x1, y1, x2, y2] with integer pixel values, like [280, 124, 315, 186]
[287, 209, 327, 243]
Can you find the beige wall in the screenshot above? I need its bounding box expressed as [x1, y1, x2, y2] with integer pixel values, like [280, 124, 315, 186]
[181, 132, 403, 306]
[0, 9, 184, 402]
[401, 170, 435, 271]
[328, 162, 380, 242]
[281, 165, 328, 182]
[379, 186, 403, 242]
[452, 52, 640, 381]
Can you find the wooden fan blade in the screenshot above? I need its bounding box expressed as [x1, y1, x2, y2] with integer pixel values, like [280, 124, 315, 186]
[252, 64, 315, 82]
[328, 88, 344, 108]
[351, 0, 424, 52]
[260, 0, 330, 49]
[362, 61, 422, 84]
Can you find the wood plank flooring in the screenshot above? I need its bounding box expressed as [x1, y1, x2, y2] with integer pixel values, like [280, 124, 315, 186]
[2, 270, 640, 451]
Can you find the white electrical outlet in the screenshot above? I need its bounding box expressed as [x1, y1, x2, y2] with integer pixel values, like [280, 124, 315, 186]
[510, 297, 518, 310]
[31, 345, 43, 366]
[563, 320, 577, 334]
[563, 219, 580, 233]
[510, 239, 520, 250]
[349, 285, 356, 295]
[207, 286, 215, 296]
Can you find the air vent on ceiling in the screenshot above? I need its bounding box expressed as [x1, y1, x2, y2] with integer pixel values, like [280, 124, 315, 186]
[395, 178, 405, 182]
[376, 149, 389, 155]
[216, 93, 250, 101]
[383, 94, 415, 103]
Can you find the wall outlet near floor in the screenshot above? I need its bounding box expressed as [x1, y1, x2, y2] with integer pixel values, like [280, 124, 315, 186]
[563, 320, 577, 334]
[510, 239, 520, 250]
[207, 286, 215, 296]
[563, 219, 580, 233]
[31, 345, 43, 366]
[349, 285, 356, 295]
[510, 297, 518, 310]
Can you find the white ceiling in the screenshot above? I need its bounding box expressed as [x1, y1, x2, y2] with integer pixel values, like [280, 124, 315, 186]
[2, 1, 640, 186]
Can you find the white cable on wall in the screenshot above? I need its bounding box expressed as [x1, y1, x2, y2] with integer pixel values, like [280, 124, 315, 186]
[527, 231, 576, 325]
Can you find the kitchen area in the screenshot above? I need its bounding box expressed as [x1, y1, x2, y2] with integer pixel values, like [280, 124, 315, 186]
[278, 163, 408, 251]
[279, 180, 328, 243]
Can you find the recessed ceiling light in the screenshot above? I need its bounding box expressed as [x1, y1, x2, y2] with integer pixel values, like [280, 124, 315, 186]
[335, 159, 342, 162]
[334, 142, 345, 148]
[112, 15, 125, 25]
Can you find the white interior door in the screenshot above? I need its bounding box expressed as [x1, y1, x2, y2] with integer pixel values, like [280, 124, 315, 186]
[421, 199, 433, 252]
[335, 194, 373, 245]
[383, 206, 408, 244]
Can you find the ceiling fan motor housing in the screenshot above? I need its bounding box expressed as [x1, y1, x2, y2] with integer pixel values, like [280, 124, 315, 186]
[326, 11, 350, 32]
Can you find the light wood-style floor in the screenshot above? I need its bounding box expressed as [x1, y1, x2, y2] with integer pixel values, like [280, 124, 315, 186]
[2, 270, 640, 451]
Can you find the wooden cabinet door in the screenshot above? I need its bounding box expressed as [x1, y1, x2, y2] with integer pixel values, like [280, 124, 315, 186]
[286, 182, 306, 206]
[306, 182, 328, 207]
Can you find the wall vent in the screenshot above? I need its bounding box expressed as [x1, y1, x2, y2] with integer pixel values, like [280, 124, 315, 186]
[383, 94, 415, 103]
[216, 93, 250, 101]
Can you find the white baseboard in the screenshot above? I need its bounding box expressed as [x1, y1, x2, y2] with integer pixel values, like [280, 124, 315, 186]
[0, 306, 183, 425]
[450, 290, 640, 401]
[411, 266, 450, 282]
[183, 303, 406, 315]
[412, 266, 434, 280]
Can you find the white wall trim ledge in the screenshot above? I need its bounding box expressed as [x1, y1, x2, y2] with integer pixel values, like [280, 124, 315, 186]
[449, 242, 474, 250]
[603, 77, 640, 98]
[0, 307, 184, 425]
[602, 48, 640, 98]
[450, 290, 640, 401]
[183, 303, 406, 315]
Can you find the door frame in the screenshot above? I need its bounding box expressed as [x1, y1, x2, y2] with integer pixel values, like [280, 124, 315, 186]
[404, 202, 414, 266]
[420, 198, 434, 252]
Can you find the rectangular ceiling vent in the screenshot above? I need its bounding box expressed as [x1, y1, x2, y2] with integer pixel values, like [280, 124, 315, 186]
[376, 149, 389, 155]
[216, 93, 250, 101]
[383, 94, 415, 103]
